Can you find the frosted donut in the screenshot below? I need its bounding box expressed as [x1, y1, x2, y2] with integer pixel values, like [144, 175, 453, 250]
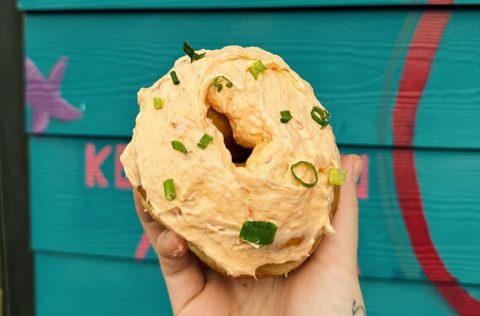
[121, 45, 342, 278]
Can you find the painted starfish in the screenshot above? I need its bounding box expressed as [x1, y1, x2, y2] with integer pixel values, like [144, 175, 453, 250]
[25, 57, 82, 133]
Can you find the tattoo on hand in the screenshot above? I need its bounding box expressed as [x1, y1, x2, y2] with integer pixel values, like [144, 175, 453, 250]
[352, 300, 366, 315]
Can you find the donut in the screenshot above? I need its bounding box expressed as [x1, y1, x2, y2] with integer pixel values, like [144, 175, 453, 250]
[121, 44, 343, 278]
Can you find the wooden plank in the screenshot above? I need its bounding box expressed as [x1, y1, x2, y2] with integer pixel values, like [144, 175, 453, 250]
[30, 136, 480, 285]
[362, 278, 480, 315]
[35, 251, 480, 315]
[0, 0, 34, 314]
[19, 0, 480, 11]
[19, 0, 461, 11]
[35, 251, 171, 315]
[24, 10, 480, 148]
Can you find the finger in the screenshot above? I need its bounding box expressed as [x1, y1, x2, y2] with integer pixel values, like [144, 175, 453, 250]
[314, 154, 363, 271]
[133, 189, 164, 245]
[133, 189, 206, 314]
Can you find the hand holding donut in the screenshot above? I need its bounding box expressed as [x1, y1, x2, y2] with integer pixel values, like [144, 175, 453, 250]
[122, 43, 365, 314]
[134, 155, 364, 315]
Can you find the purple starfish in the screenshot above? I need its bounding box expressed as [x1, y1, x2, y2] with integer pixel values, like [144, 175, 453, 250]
[25, 57, 82, 133]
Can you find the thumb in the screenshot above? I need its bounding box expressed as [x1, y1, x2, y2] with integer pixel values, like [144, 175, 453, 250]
[314, 154, 363, 271]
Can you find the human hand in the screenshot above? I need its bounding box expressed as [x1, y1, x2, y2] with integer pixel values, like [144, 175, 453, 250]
[134, 154, 365, 316]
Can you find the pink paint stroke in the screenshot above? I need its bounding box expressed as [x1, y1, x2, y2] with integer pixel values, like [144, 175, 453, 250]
[135, 232, 151, 260]
[357, 154, 369, 200]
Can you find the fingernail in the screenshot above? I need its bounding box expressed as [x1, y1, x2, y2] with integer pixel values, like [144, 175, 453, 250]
[353, 158, 363, 183]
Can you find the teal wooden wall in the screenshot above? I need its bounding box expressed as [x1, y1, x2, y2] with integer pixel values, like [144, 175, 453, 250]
[23, 1, 480, 315]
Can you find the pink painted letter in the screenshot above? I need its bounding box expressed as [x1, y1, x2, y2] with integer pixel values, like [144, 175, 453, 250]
[85, 143, 112, 188]
[115, 144, 131, 189]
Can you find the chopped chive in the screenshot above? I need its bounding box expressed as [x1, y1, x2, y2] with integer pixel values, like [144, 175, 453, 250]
[248, 60, 266, 80]
[170, 71, 180, 85]
[239, 220, 277, 245]
[163, 178, 176, 201]
[153, 97, 164, 109]
[171, 140, 187, 154]
[197, 133, 213, 150]
[291, 161, 318, 188]
[280, 110, 292, 123]
[213, 76, 233, 92]
[183, 41, 206, 63]
[311, 106, 330, 128]
[329, 168, 347, 186]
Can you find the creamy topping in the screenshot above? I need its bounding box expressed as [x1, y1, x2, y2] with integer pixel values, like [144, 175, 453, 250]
[120, 46, 341, 277]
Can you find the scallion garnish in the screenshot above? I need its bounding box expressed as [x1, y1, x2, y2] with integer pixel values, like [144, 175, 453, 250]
[153, 97, 164, 109]
[329, 168, 347, 186]
[248, 60, 266, 80]
[183, 41, 206, 63]
[197, 133, 213, 150]
[280, 110, 292, 123]
[213, 76, 233, 92]
[239, 220, 277, 245]
[291, 161, 318, 188]
[163, 178, 176, 201]
[171, 140, 187, 154]
[170, 71, 180, 85]
[311, 106, 330, 128]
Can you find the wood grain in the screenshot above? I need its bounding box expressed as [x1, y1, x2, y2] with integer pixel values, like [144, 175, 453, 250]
[29, 136, 480, 285]
[35, 251, 480, 315]
[24, 10, 480, 148]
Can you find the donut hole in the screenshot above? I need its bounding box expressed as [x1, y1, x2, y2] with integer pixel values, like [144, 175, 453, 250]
[207, 108, 252, 164]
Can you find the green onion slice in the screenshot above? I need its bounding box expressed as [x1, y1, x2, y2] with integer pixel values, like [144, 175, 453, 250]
[311, 106, 330, 128]
[170, 71, 180, 85]
[153, 97, 164, 109]
[171, 140, 187, 154]
[163, 178, 176, 201]
[280, 110, 292, 123]
[291, 161, 318, 188]
[183, 41, 206, 63]
[197, 133, 213, 150]
[213, 76, 233, 92]
[248, 60, 266, 80]
[239, 220, 277, 245]
[329, 168, 347, 186]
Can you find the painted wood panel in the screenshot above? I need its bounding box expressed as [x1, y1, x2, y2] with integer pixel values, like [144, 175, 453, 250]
[36, 252, 170, 315]
[19, 0, 478, 11]
[35, 251, 480, 315]
[30, 136, 480, 286]
[25, 10, 480, 148]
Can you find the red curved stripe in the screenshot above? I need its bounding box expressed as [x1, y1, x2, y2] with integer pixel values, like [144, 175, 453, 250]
[392, 10, 480, 315]
[428, 0, 455, 4]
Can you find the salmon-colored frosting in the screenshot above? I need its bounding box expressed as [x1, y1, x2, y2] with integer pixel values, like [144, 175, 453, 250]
[121, 46, 341, 277]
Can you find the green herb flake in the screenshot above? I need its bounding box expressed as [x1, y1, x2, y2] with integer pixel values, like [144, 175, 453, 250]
[213, 76, 233, 92]
[311, 106, 330, 128]
[329, 168, 347, 186]
[197, 133, 213, 150]
[163, 178, 176, 201]
[170, 71, 180, 85]
[248, 60, 266, 80]
[290, 161, 318, 188]
[153, 97, 164, 109]
[280, 110, 292, 123]
[171, 140, 187, 154]
[183, 41, 206, 63]
[239, 220, 277, 245]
